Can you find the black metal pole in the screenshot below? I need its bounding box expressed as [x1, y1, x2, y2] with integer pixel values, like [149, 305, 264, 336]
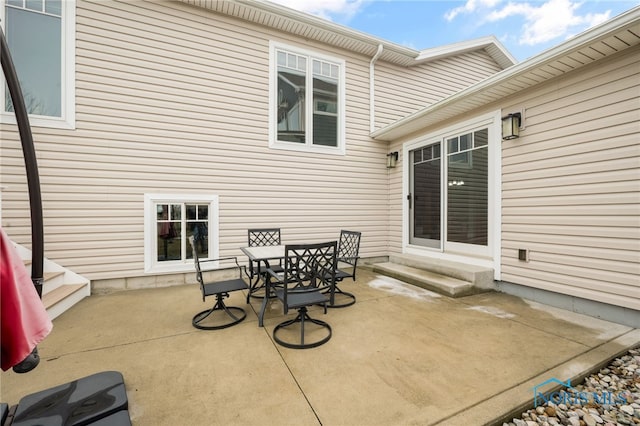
[1, 26, 44, 298]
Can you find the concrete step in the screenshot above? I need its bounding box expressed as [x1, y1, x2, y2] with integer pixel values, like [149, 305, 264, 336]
[372, 262, 476, 297]
[389, 254, 494, 287]
[372, 253, 495, 298]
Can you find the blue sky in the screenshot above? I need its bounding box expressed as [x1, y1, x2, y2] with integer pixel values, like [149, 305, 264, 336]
[270, 0, 639, 62]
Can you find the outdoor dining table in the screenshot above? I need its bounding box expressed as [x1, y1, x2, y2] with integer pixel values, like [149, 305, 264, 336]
[240, 245, 286, 327]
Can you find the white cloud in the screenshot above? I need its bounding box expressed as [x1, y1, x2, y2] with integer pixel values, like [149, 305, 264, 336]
[446, 0, 612, 46]
[487, 0, 611, 45]
[268, 0, 366, 21]
[444, 0, 503, 22]
[485, 1, 534, 21]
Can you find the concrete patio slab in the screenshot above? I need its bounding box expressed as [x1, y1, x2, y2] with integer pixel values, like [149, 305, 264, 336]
[1, 269, 637, 425]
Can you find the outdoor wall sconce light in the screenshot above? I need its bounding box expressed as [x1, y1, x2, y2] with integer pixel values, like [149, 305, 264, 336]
[502, 113, 522, 140]
[386, 151, 398, 168]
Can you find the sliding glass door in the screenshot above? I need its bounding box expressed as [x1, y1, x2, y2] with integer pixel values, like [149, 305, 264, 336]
[409, 128, 489, 253]
[409, 142, 442, 248]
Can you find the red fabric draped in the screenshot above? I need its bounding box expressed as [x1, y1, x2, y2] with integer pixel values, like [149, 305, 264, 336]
[1, 227, 52, 371]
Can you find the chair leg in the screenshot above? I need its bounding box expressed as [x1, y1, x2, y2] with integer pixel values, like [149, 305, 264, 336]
[273, 307, 332, 349]
[192, 293, 247, 330]
[246, 263, 259, 303]
[248, 280, 268, 302]
[247, 264, 277, 303]
[327, 284, 356, 308]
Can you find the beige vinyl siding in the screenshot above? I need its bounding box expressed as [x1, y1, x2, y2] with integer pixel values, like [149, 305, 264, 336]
[501, 46, 640, 310]
[0, 0, 389, 280]
[374, 50, 503, 130]
[383, 46, 639, 311]
[388, 147, 405, 254]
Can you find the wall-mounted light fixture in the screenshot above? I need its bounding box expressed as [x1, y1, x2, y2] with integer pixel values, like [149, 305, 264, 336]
[502, 113, 521, 140]
[386, 151, 398, 169]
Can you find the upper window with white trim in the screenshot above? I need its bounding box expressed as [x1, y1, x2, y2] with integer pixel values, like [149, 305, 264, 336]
[1, 0, 75, 128]
[270, 42, 345, 155]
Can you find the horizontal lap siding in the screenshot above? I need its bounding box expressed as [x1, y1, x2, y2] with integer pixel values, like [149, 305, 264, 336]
[501, 47, 640, 310]
[375, 51, 503, 130]
[0, 0, 388, 280]
[377, 51, 503, 251]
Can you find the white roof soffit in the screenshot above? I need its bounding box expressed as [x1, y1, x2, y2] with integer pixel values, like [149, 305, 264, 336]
[416, 36, 516, 68]
[178, 0, 515, 68]
[371, 6, 640, 142]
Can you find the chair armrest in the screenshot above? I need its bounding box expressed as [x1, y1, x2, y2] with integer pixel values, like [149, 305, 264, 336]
[265, 267, 283, 281]
[198, 257, 247, 279]
[338, 256, 360, 267]
[198, 256, 240, 265]
[264, 268, 288, 290]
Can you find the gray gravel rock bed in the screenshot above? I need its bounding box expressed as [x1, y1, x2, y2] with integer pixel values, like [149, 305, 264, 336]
[504, 347, 640, 426]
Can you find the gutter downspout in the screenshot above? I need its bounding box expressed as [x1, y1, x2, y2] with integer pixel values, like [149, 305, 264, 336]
[369, 44, 384, 133]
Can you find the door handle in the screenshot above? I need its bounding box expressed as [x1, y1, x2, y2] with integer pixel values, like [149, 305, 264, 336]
[407, 193, 412, 209]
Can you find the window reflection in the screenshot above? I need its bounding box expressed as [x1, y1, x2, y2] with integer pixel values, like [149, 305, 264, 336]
[275, 48, 341, 148]
[312, 59, 338, 147]
[186, 204, 208, 259]
[155, 203, 210, 262]
[277, 70, 306, 143]
[413, 143, 441, 245]
[447, 131, 488, 246]
[5, 4, 62, 117]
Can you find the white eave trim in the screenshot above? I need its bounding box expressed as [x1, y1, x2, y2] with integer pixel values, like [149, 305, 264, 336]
[182, 0, 516, 68]
[371, 5, 640, 142]
[415, 36, 517, 68]
[233, 0, 416, 57]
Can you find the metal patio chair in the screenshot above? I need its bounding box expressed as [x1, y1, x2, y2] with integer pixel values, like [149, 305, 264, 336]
[189, 236, 248, 330]
[247, 228, 283, 301]
[266, 241, 337, 349]
[327, 230, 361, 308]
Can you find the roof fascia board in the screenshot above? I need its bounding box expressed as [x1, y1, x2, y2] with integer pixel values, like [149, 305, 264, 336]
[371, 6, 640, 141]
[415, 36, 517, 67]
[235, 0, 417, 58]
[228, 0, 516, 67]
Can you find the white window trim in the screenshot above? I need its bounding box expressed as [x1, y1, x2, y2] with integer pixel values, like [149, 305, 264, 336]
[144, 193, 220, 274]
[402, 110, 502, 279]
[0, 0, 76, 129]
[268, 41, 346, 156]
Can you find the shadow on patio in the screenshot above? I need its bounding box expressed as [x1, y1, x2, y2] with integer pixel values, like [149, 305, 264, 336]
[2, 269, 638, 425]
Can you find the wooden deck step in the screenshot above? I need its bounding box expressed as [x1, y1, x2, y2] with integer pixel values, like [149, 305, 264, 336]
[44, 271, 64, 281]
[43, 284, 87, 310]
[13, 240, 91, 320]
[21, 260, 64, 282]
